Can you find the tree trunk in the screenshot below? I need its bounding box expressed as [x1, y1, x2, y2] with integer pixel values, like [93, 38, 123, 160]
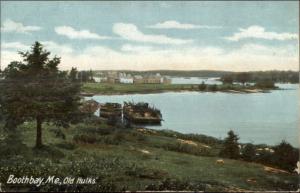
[35, 116, 43, 148]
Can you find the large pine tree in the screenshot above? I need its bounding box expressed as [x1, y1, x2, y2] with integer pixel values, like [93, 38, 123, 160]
[0, 42, 81, 147]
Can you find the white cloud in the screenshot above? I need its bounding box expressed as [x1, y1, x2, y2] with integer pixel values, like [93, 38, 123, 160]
[121, 44, 154, 53]
[1, 19, 41, 34]
[1, 41, 73, 55]
[59, 43, 298, 72]
[148, 20, 221, 29]
[113, 23, 192, 45]
[55, 26, 110, 40]
[41, 41, 73, 54]
[1, 41, 73, 69]
[224, 25, 298, 41]
[1, 41, 298, 72]
[1, 42, 29, 50]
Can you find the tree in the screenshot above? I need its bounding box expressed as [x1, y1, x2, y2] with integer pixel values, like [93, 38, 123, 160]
[69, 67, 78, 82]
[273, 140, 298, 172]
[0, 42, 82, 148]
[236, 73, 251, 85]
[219, 130, 240, 159]
[198, 81, 206, 91]
[221, 75, 233, 84]
[241, 143, 256, 162]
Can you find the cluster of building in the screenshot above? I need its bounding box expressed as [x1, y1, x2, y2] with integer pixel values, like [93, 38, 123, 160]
[100, 71, 171, 84]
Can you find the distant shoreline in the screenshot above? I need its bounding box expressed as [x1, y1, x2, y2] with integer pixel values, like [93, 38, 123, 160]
[80, 83, 280, 96]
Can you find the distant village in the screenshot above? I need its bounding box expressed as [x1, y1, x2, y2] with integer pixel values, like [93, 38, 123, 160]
[97, 71, 172, 84]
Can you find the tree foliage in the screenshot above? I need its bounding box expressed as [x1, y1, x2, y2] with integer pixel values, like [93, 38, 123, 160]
[0, 42, 82, 147]
[241, 143, 256, 162]
[219, 130, 240, 159]
[273, 140, 299, 172]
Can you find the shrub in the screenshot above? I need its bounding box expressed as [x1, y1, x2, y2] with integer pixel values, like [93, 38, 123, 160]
[145, 178, 207, 191]
[272, 141, 299, 172]
[163, 142, 211, 156]
[254, 80, 276, 89]
[125, 164, 168, 179]
[241, 143, 256, 162]
[50, 128, 66, 140]
[73, 134, 97, 144]
[198, 82, 207, 91]
[207, 84, 217, 92]
[55, 142, 77, 150]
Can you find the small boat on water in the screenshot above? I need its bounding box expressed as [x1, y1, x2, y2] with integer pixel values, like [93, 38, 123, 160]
[100, 102, 122, 118]
[123, 102, 162, 125]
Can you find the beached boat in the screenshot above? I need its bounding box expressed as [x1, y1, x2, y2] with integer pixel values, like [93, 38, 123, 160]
[80, 99, 99, 114]
[123, 102, 162, 125]
[100, 102, 122, 118]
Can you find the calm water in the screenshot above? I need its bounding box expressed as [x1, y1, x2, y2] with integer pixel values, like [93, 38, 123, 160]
[88, 83, 299, 147]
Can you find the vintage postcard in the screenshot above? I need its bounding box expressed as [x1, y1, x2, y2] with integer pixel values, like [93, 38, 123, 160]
[0, 1, 299, 192]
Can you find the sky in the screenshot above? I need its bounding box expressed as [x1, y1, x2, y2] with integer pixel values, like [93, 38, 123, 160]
[0, 1, 299, 71]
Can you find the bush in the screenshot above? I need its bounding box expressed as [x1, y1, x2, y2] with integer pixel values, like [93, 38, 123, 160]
[163, 142, 211, 156]
[130, 131, 147, 142]
[73, 134, 97, 144]
[207, 84, 217, 92]
[241, 143, 256, 162]
[124, 164, 168, 179]
[0, 131, 31, 159]
[198, 82, 207, 91]
[55, 142, 77, 150]
[50, 128, 66, 140]
[145, 178, 207, 191]
[272, 141, 298, 172]
[254, 80, 276, 89]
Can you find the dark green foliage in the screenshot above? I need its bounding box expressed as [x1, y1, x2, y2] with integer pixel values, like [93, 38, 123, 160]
[55, 142, 77, 150]
[156, 129, 222, 146]
[207, 84, 217, 92]
[198, 81, 207, 91]
[241, 143, 256, 162]
[73, 134, 97, 144]
[107, 115, 119, 126]
[163, 142, 211, 156]
[0, 42, 82, 147]
[220, 71, 298, 84]
[255, 80, 276, 89]
[69, 67, 78, 82]
[33, 145, 65, 160]
[145, 178, 209, 191]
[219, 130, 240, 159]
[0, 130, 30, 159]
[236, 72, 251, 85]
[124, 164, 168, 179]
[272, 141, 298, 172]
[77, 70, 95, 82]
[50, 128, 66, 140]
[221, 75, 233, 84]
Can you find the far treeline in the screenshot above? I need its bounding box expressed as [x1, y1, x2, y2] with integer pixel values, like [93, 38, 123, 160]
[220, 71, 299, 84]
[93, 70, 299, 84]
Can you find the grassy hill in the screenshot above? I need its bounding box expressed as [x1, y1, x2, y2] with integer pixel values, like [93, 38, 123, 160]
[0, 119, 297, 192]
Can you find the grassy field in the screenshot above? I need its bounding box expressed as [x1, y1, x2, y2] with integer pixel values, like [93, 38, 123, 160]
[0, 119, 297, 192]
[82, 83, 199, 94]
[81, 82, 273, 95]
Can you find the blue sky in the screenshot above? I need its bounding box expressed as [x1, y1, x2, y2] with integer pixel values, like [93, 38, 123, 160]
[1, 1, 299, 71]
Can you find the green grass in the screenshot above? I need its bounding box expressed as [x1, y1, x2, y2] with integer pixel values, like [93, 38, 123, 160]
[82, 83, 199, 94]
[81, 82, 276, 95]
[0, 120, 298, 192]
